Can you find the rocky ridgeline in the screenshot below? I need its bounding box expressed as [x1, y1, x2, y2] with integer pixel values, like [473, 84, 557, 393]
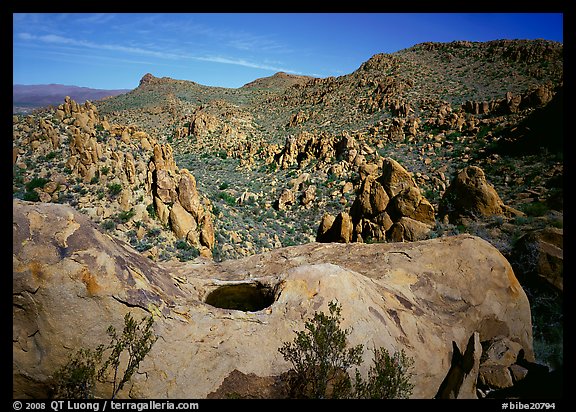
[462, 82, 557, 116]
[241, 71, 314, 90]
[395, 39, 563, 103]
[408, 39, 563, 66]
[13, 97, 214, 258]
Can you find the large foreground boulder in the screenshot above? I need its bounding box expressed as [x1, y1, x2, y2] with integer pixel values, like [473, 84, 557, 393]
[13, 199, 533, 399]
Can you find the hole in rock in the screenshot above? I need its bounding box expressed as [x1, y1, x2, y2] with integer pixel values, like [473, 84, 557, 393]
[205, 283, 276, 312]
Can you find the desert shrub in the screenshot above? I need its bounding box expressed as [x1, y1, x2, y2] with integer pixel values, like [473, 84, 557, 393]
[279, 300, 362, 398]
[278, 300, 414, 399]
[116, 209, 136, 223]
[52, 313, 157, 399]
[52, 346, 104, 399]
[107, 183, 123, 197]
[146, 203, 156, 219]
[98, 313, 157, 399]
[25, 176, 50, 192]
[519, 201, 549, 217]
[218, 191, 237, 206]
[352, 347, 414, 399]
[175, 239, 200, 261]
[23, 191, 40, 202]
[101, 220, 116, 231]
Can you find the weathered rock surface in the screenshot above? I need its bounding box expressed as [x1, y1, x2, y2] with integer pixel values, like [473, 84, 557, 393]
[439, 165, 522, 224]
[319, 157, 435, 243]
[148, 144, 215, 255]
[13, 199, 533, 399]
[510, 227, 563, 293]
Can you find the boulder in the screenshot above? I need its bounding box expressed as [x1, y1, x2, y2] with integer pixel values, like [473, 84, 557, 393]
[380, 157, 416, 198]
[178, 168, 201, 219]
[320, 157, 435, 243]
[276, 188, 295, 211]
[299, 185, 316, 207]
[510, 227, 563, 293]
[350, 175, 389, 220]
[316, 213, 336, 241]
[13, 200, 533, 399]
[169, 202, 197, 241]
[439, 165, 505, 224]
[154, 169, 177, 204]
[388, 186, 435, 225]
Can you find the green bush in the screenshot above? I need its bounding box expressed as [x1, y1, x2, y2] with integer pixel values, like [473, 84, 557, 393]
[107, 183, 123, 197]
[101, 220, 116, 231]
[45, 151, 58, 160]
[218, 191, 237, 206]
[52, 313, 157, 399]
[99, 313, 157, 398]
[175, 239, 199, 261]
[520, 201, 549, 217]
[278, 300, 362, 398]
[25, 176, 49, 192]
[23, 191, 40, 202]
[116, 209, 136, 223]
[278, 300, 414, 399]
[146, 203, 156, 219]
[52, 347, 104, 399]
[352, 347, 414, 399]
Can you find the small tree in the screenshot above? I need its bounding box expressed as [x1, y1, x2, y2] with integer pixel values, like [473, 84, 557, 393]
[98, 313, 157, 399]
[52, 312, 157, 399]
[278, 300, 414, 399]
[278, 300, 362, 398]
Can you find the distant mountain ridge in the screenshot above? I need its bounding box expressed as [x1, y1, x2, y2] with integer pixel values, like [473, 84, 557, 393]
[13, 84, 131, 113]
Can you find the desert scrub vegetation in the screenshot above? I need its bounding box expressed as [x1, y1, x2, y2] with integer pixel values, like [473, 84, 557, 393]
[13, 174, 51, 202]
[278, 300, 414, 399]
[173, 152, 339, 261]
[51, 312, 157, 399]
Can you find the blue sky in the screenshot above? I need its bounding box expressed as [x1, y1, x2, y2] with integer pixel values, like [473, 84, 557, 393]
[13, 13, 564, 90]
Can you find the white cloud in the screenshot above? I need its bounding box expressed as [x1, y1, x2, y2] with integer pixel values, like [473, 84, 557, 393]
[16, 31, 301, 74]
[197, 55, 303, 74]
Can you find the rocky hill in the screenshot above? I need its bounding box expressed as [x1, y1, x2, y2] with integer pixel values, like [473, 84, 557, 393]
[13, 39, 563, 398]
[241, 71, 315, 90]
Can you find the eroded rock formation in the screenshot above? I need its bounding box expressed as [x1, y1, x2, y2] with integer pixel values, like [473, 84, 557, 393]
[318, 157, 435, 243]
[439, 165, 523, 225]
[13, 199, 533, 399]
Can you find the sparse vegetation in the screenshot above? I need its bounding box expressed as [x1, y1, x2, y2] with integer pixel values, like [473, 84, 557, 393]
[107, 183, 123, 197]
[51, 313, 157, 399]
[278, 301, 414, 399]
[13, 38, 563, 397]
[174, 239, 199, 261]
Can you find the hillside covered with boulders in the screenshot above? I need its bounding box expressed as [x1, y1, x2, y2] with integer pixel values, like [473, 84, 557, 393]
[13, 39, 563, 399]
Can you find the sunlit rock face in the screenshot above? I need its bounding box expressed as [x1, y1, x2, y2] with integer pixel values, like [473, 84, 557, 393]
[13, 199, 532, 399]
